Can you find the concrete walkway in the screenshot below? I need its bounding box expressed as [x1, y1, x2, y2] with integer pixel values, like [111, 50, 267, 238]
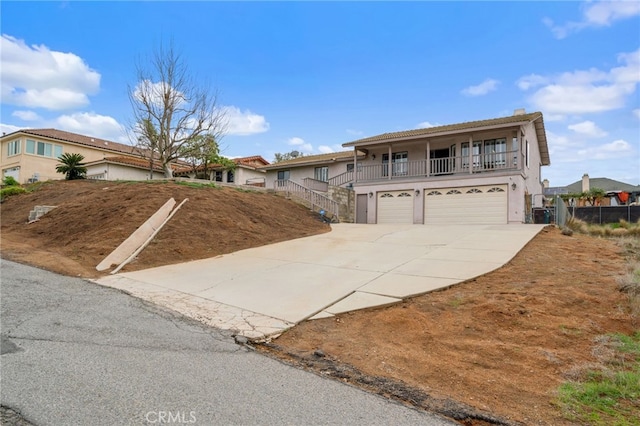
[95, 224, 545, 339]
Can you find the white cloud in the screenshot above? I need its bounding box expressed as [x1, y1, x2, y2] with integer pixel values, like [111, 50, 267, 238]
[223, 106, 269, 136]
[346, 129, 363, 136]
[416, 121, 439, 128]
[545, 1, 640, 39]
[318, 145, 335, 154]
[633, 108, 640, 119]
[55, 112, 127, 143]
[1, 123, 24, 135]
[520, 48, 639, 116]
[12, 110, 42, 121]
[461, 79, 499, 97]
[0, 35, 100, 110]
[567, 120, 608, 137]
[576, 139, 633, 160]
[517, 74, 549, 90]
[133, 80, 186, 108]
[287, 136, 313, 153]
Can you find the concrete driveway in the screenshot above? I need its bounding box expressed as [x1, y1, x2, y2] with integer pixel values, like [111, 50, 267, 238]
[96, 224, 545, 339]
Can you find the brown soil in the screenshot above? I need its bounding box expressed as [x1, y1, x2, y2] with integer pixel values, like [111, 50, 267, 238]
[1, 180, 637, 425]
[0, 180, 329, 278]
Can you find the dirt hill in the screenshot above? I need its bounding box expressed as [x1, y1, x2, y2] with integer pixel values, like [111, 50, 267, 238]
[0, 180, 329, 278]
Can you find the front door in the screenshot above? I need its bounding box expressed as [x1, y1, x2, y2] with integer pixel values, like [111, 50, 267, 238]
[356, 194, 368, 223]
[430, 148, 451, 174]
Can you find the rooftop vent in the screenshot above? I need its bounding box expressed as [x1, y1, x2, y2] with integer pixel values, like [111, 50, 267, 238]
[513, 108, 526, 116]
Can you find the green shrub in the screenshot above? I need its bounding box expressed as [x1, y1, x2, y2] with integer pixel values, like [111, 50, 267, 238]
[2, 176, 19, 186]
[0, 186, 27, 199]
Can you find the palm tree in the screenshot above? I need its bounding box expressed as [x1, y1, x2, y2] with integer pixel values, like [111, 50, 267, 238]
[56, 153, 87, 180]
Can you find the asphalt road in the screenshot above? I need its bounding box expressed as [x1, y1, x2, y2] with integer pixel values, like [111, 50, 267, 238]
[0, 260, 455, 426]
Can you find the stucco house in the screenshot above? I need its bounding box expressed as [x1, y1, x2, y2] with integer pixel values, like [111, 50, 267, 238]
[84, 156, 167, 181]
[0, 128, 146, 183]
[0, 128, 268, 185]
[264, 110, 550, 224]
[174, 156, 269, 186]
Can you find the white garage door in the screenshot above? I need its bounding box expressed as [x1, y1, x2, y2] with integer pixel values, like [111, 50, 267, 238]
[3, 167, 20, 182]
[377, 191, 414, 224]
[424, 185, 507, 224]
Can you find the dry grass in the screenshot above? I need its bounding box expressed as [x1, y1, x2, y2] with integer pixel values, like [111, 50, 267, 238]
[616, 239, 640, 319]
[565, 217, 640, 238]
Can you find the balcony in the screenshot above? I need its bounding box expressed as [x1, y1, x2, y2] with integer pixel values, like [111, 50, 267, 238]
[328, 149, 520, 186]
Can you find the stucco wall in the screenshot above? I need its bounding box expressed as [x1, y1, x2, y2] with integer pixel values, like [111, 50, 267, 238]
[264, 161, 353, 188]
[86, 163, 165, 181]
[353, 173, 530, 224]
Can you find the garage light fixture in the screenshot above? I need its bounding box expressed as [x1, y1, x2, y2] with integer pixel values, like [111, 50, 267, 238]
[369, 192, 373, 198]
[415, 189, 420, 196]
[511, 183, 517, 190]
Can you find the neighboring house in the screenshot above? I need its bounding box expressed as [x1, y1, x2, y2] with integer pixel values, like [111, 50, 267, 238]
[0, 128, 145, 183]
[174, 156, 270, 186]
[0, 128, 268, 185]
[265, 110, 549, 225]
[261, 151, 367, 190]
[85, 156, 167, 181]
[544, 174, 640, 206]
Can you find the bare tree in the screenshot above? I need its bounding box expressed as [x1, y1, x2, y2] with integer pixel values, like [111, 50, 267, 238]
[128, 41, 227, 178]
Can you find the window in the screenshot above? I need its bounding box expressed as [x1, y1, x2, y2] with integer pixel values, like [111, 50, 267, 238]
[227, 170, 234, 183]
[26, 140, 63, 158]
[382, 152, 408, 176]
[346, 163, 354, 172]
[26, 139, 35, 154]
[214, 171, 223, 182]
[277, 170, 290, 180]
[462, 139, 505, 170]
[483, 138, 506, 167]
[7, 140, 21, 156]
[525, 140, 530, 168]
[314, 166, 329, 182]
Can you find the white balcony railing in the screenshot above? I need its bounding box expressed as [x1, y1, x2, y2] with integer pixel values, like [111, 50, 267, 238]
[330, 149, 518, 185]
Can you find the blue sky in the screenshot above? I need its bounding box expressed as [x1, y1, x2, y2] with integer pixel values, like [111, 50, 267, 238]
[1, 1, 638, 186]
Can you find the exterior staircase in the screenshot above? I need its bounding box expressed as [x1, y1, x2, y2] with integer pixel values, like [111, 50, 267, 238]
[274, 179, 341, 221]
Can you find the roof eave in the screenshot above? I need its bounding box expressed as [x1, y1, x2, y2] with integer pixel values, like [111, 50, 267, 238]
[342, 119, 538, 148]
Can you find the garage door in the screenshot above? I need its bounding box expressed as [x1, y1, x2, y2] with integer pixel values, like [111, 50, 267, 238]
[424, 185, 507, 224]
[377, 191, 414, 224]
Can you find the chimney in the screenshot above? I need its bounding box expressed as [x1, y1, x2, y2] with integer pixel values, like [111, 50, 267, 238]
[542, 179, 549, 188]
[513, 108, 526, 116]
[582, 173, 590, 192]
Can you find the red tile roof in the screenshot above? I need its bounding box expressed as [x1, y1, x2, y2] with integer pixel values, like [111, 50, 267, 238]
[11, 128, 142, 156]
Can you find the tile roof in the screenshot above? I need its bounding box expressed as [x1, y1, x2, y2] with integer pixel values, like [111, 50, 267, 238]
[85, 156, 179, 172]
[172, 155, 270, 176]
[234, 155, 270, 167]
[343, 112, 544, 145]
[342, 111, 549, 166]
[9, 128, 141, 156]
[259, 150, 365, 170]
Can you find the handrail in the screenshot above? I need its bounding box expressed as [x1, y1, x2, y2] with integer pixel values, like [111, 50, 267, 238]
[302, 177, 329, 192]
[274, 179, 339, 219]
[328, 170, 354, 187]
